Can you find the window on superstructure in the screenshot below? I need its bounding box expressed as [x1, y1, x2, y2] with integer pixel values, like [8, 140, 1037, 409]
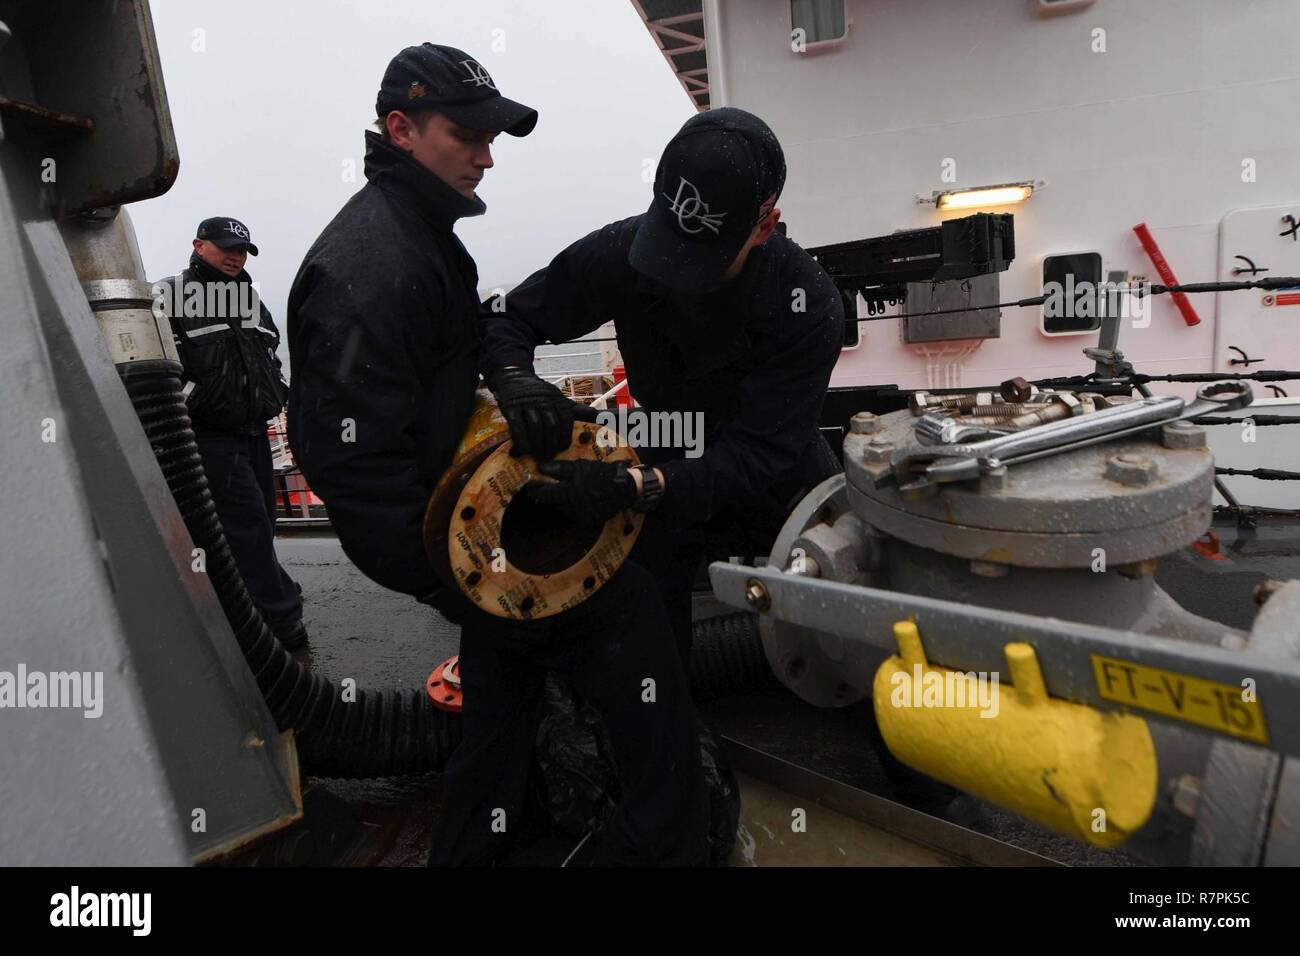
[791, 0, 847, 47]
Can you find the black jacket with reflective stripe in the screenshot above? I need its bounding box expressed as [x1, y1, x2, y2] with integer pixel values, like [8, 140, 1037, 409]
[158, 257, 288, 436]
[285, 132, 485, 597]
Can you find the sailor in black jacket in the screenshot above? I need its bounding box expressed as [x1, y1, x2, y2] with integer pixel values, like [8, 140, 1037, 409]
[482, 108, 845, 665]
[287, 44, 708, 866]
[159, 217, 306, 649]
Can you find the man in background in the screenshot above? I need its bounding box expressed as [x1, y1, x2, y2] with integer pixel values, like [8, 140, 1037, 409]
[160, 217, 307, 649]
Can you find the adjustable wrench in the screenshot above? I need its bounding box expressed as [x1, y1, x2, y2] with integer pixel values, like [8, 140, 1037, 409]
[913, 412, 1012, 446]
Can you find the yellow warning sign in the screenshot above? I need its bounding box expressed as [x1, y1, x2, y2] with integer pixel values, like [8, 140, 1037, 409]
[1091, 655, 1269, 745]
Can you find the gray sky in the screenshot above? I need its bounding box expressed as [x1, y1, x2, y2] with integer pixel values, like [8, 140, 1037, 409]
[131, 0, 693, 348]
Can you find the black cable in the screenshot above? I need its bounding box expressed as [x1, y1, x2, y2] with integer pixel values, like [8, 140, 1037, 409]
[1130, 370, 1300, 384]
[1031, 369, 1300, 389]
[1195, 415, 1300, 426]
[851, 275, 1300, 322]
[123, 365, 462, 779]
[1214, 505, 1300, 519]
[1216, 467, 1300, 482]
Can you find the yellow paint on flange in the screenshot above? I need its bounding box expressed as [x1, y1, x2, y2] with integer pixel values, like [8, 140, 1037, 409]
[873, 621, 1157, 849]
[454, 389, 511, 457]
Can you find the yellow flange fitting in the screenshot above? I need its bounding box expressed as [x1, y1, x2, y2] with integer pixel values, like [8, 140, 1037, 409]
[422, 390, 643, 620]
[873, 621, 1157, 848]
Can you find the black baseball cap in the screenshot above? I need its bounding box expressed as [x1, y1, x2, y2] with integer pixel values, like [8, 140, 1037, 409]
[196, 217, 258, 256]
[628, 108, 786, 294]
[376, 43, 538, 137]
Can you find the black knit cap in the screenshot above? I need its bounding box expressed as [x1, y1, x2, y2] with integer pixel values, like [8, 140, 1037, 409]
[376, 43, 537, 137]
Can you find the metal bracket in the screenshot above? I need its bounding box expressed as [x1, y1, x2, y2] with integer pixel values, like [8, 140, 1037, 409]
[709, 562, 1300, 758]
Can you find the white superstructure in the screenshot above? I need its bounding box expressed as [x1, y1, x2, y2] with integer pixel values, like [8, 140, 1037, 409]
[633, 0, 1300, 508]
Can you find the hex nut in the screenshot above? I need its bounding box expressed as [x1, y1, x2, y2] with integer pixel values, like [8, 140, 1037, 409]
[862, 438, 894, 464]
[849, 411, 880, 435]
[1000, 376, 1034, 403]
[1105, 454, 1159, 486]
[1161, 421, 1207, 449]
[795, 519, 868, 584]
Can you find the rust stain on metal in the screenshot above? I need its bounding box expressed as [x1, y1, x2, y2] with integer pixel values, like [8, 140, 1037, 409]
[0, 96, 95, 134]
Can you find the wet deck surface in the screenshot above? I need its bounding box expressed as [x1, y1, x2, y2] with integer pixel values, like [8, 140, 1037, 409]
[264, 520, 1299, 867]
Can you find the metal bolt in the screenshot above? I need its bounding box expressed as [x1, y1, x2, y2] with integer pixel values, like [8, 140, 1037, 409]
[1105, 454, 1159, 486]
[744, 580, 770, 612]
[1000, 376, 1034, 403]
[979, 464, 1008, 492]
[1004, 399, 1074, 429]
[862, 437, 894, 464]
[909, 392, 936, 416]
[1055, 391, 1084, 416]
[970, 559, 1010, 578]
[784, 553, 821, 577]
[1161, 420, 1207, 449]
[849, 411, 880, 435]
[1254, 579, 1285, 606]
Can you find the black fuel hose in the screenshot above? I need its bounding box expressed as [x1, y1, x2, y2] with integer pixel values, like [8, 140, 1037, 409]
[122, 364, 461, 778]
[690, 612, 780, 699]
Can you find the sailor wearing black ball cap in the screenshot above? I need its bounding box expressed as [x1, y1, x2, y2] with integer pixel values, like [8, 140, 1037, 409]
[287, 42, 709, 868]
[483, 108, 846, 668]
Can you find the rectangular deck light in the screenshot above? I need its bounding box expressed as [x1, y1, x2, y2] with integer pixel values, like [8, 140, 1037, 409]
[931, 182, 1036, 210]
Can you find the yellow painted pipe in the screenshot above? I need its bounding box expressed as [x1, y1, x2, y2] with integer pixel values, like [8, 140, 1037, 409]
[873, 621, 1157, 848]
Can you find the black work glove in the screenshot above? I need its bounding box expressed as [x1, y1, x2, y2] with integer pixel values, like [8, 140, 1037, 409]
[488, 366, 577, 460]
[528, 459, 638, 524]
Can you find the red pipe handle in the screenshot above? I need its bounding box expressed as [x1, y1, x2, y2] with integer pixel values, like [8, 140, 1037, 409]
[1133, 222, 1201, 326]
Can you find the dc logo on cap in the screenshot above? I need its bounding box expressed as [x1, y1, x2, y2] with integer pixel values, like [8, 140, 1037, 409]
[664, 178, 727, 235]
[460, 60, 497, 91]
[227, 221, 249, 240]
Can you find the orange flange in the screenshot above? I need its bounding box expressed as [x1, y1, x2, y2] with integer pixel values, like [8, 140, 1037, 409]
[427, 655, 463, 713]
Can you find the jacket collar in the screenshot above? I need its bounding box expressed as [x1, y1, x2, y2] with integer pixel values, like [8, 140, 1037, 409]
[188, 251, 251, 285]
[363, 130, 486, 229]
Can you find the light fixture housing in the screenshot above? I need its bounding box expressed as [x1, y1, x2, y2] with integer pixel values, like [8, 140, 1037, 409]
[927, 181, 1039, 210]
